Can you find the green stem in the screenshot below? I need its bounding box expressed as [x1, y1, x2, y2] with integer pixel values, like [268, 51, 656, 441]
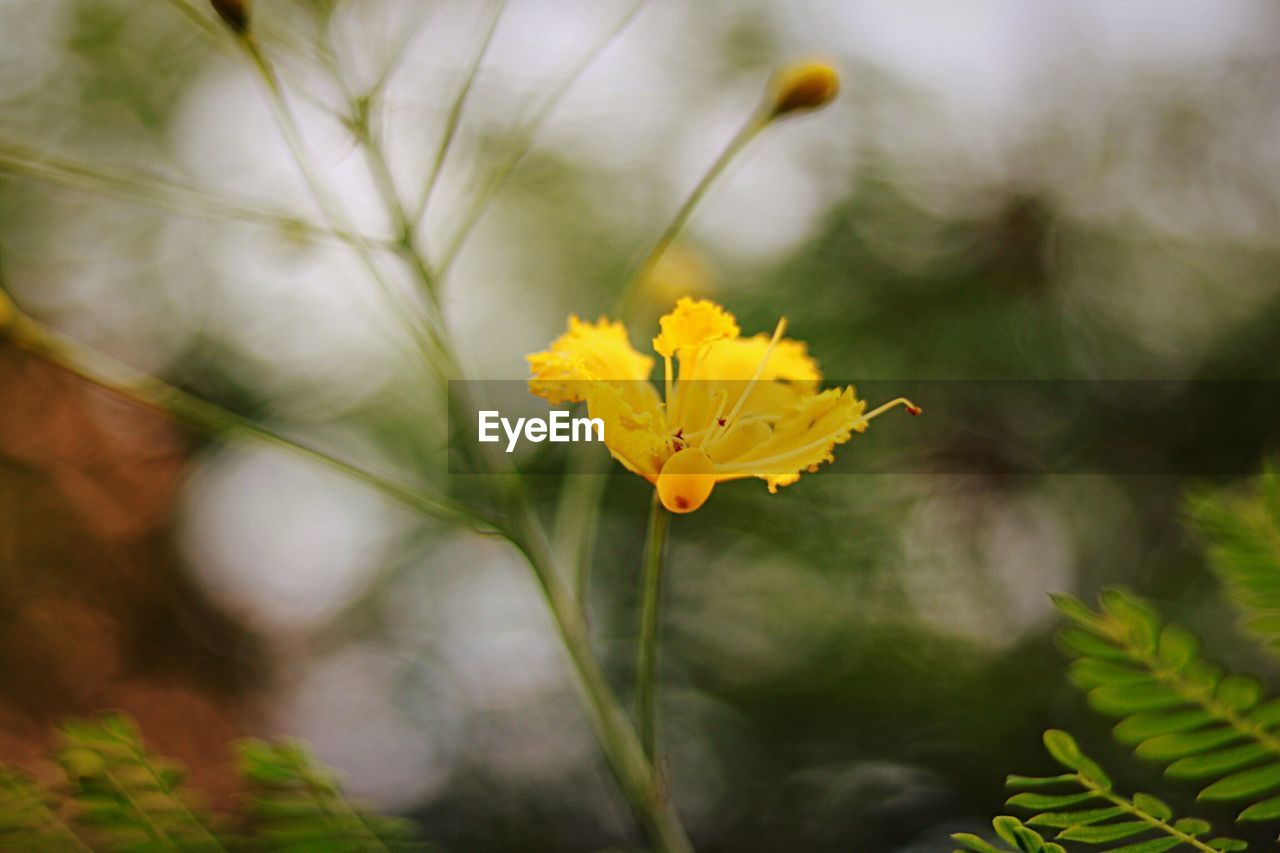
[635, 492, 671, 761]
[1079, 776, 1218, 853]
[0, 141, 387, 249]
[613, 109, 767, 316]
[434, 0, 651, 276]
[505, 499, 691, 853]
[411, 0, 509, 225]
[551, 444, 610, 606]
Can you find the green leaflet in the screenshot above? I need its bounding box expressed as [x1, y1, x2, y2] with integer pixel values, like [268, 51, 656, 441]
[1006, 792, 1099, 810]
[1088, 682, 1185, 716]
[1025, 805, 1125, 828]
[1172, 818, 1211, 835]
[1007, 774, 1079, 789]
[1131, 793, 1172, 821]
[1198, 761, 1280, 801]
[1135, 727, 1246, 762]
[1113, 710, 1214, 745]
[1236, 793, 1280, 821]
[1100, 839, 1182, 853]
[1069, 659, 1153, 689]
[1057, 821, 1151, 843]
[1167, 744, 1271, 780]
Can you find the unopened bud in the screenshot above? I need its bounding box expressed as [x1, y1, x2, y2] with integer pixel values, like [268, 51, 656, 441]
[766, 60, 840, 119]
[641, 244, 717, 305]
[210, 0, 250, 34]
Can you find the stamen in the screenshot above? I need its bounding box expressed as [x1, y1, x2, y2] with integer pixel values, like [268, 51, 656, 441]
[863, 397, 922, 422]
[718, 398, 920, 474]
[716, 421, 854, 474]
[669, 345, 706, 427]
[702, 317, 786, 451]
[663, 355, 674, 412]
[690, 388, 730, 447]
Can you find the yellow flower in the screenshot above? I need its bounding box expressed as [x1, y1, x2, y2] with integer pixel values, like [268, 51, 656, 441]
[528, 298, 919, 514]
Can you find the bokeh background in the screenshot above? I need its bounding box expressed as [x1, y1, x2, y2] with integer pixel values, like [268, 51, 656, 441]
[3, 0, 1280, 849]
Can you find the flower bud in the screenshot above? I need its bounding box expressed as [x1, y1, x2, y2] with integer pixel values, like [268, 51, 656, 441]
[766, 60, 840, 119]
[211, 0, 250, 34]
[641, 244, 717, 306]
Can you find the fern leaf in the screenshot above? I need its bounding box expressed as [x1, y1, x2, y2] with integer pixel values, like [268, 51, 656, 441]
[1054, 589, 1280, 824]
[1188, 464, 1280, 652]
[985, 730, 1245, 852]
[0, 767, 90, 851]
[57, 713, 227, 851]
[238, 739, 423, 851]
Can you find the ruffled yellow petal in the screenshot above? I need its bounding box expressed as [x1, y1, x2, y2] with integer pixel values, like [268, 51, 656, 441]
[670, 334, 820, 436]
[652, 297, 739, 358]
[584, 381, 669, 480]
[528, 316, 653, 404]
[712, 387, 869, 492]
[688, 334, 820, 385]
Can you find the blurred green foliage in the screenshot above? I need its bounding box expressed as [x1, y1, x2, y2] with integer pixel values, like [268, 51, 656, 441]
[0, 713, 423, 851]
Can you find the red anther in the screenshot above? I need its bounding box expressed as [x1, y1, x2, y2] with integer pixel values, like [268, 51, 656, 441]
[906, 404, 922, 416]
[717, 417, 727, 426]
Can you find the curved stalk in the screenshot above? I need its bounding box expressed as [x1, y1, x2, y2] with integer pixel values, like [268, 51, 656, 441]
[506, 499, 691, 852]
[613, 109, 767, 316]
[411, 0, 509, 225]
[4, 312, 480, 531]
[635, 493, 672, 760]
[435, 0, 652, 276]
[0, 141, 388, 249]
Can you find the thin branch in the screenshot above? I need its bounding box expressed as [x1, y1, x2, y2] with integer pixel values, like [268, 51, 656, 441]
[434, 0, 651, 274]
[237, 34, 452, 379]
[0, 140, 396, 249]
[635, 493, 671, 761]
[365, 1, 440, 105]
[4, 311, 483, 530]
[411, 0, 509, 225]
